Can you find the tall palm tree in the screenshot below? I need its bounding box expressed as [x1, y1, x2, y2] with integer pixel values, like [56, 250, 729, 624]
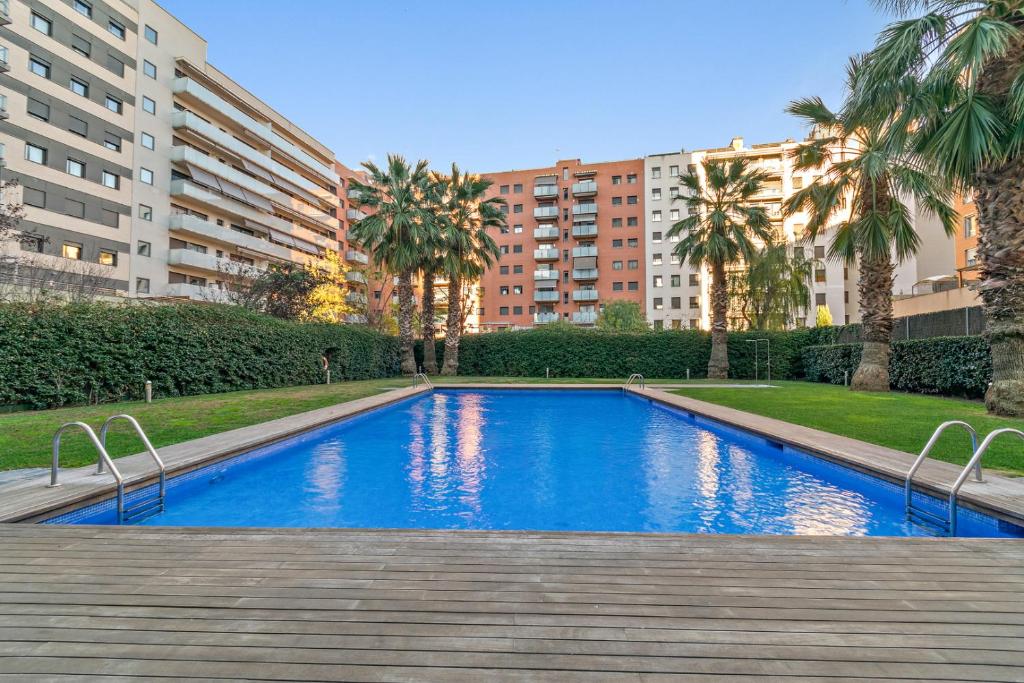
[786, 68, 957, 392]
[854, 0, 1024, 413]
[669, 159, 774, 378]
[347, 155, 433, 375]
[433, 165, 504, 376]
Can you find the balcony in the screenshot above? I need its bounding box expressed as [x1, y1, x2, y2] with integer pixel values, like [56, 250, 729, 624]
[573, 289, 599, 302]
[169, 213, 294, 262]
[346, 291, 368, 306]
[571, 311, 599, 325]
[534, 269, 558, 282]
[534, 206, 558, 220]
[0, 46, 9, 72]
[346, 188, 362, 200]
[347, 208, 367, 221]
[572, 268, 599, 281]
[165, 282, 232, 303]
[533, 225, 559, 240]
[0, 0, 9, 25]
[534, 312, 559, 324]
[572, 180, 597, 197]
[346, 270, 367, 285]
[346, 250, 369, 265]
[533, 184, 558, 199]
[534, 247, 559, 261]
[572, 203, 598, 216]
[0, 94, 7, 120]
[572, 223, 597, 238]
[534, 290, 559, 303]
[572, 245, 597, 258]
[345, 313, 368, 324]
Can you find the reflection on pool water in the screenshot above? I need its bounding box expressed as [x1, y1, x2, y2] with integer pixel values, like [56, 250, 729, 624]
[52, 390, 1023, 537]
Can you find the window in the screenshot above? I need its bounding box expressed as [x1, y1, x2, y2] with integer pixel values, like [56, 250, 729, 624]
[815, 293, 827, 306]
[143, 60, 157, 79]
[108, 20, 126, 39]
[25, 143, 47, 165]
[611, 217, 622, 227]
[689, 273, 699, 286]
[966, 247, 978, 266]
[628, 259, 638, 270]
[612, 196, 622, 206]
[137, 240, 152, 256]
[65, 197, 85, 217]
[98, 249, 117, 266]
[670, 209, 680, 220]
[792, 176, 804, 189]
[66, 158, 85, 177]
[104, 133, 122, 152]
[136, 277, 150, 294]
[652, 188, 661, 201]
[793, 246, 805, 260]
[102, 209, 118, 227]
[101, 171, 119, 189]
[814, 245, 826, 259]
[141, 132, 155, 150]
[23, 187, 45, 207]
[513, 285, 523, 295]
[612, 175, 621, 185]
[671, 274, 681, 287]
[106, 54, 124, 77]
[105, 95, 123, 114]
[690, 296, 699, 309]
[627, 281, 639, 291]
[22, 235, 44, 253]
[652, 231, 662, 243]
[671, 296, 681, 309]
[138, 205, 152, 221]
[499, 185, 509, 194]
[513, 306, 523, 315]
[669, 165, 678, 176]
[651, 167, 661, 179]
[815, 268, 827, 283]
[139, 167, 154, 185]
[652, 210, 662, 222]
[71, 34, 91, 57]
[653, 297, 664, 310]
[70, 78, 89, 97]
[652, 253, 663, 266]
[669, 187, 679, 198]
[627, 174, 637, 184]
[62, 242, 83, 260]
[31, 13, 52, 36]
[142, 96, 156, 114]
[499, 306, 509, 316]
[653, 275, 663, 287]
[612, 281, 623, 291]
[499, 265, 509, 274]
[499, 245, 509, 255]
[513, 224, 523, 234]
[513, 265, 523, 274]
[627, 238, 638, 247]
[144, 25, 158, 44]
[513, 203, 522, 213]
[612, 260, 623, 270]
[627, 195, 638, 205]
[29, 56, 51, 79]
[964, 215, 975, 238]
[612, 239, 623, 248]
[68, 116, 88, 137]
[513, 183, 522, 193]
[512, 244, 522, 254]
[73, 0, 92, 17]
[627, 217, 638, 227]
[27, 98, 49, 121]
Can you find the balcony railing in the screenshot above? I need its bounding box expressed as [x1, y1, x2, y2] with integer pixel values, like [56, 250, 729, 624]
[0, 46, 8, 72]
[347, 208, 366, 221]
[572, 203, 598, 216]
[533, 226, 559, 240]
[0, 94, 8, 120]
[346, 270, 367, 284]
[346, 250, 369, 265]
[534, 312, 559, 324]
[572, 268, 598, 280]
[345, 313, 369, 324]
[346, 291, 368, 306]
[346, 188, 362, 200]
[534, 290, 559, 303]
[534, 248, 559, 261]
[573, 289, 599, 302]
[534, 269, 558, 281]
[572, 181, 597, 197]
[572, 245, 597, 258]
[572, 223, 597, 238]
[534, 206, 558, 219]
[0, 0, 9, 24]
[533, 184, 558, 199]
[571, 311, 598, 324]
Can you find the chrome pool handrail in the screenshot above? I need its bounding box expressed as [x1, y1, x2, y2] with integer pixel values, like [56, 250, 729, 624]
[624, 374, 645, 391]
[948, 428, 1024, 536]
[905, 421, 977, 535]
[99, 415, 166, 520]
[412, 372, 433, 389]
[50, 422, 125, 522]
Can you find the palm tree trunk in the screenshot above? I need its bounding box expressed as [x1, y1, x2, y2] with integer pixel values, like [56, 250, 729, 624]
[851, 253, 894, 392]
[396, 269, 417, 375]
[421, 275, 437, 374]
[974, 155, 1024, 416]
[708, 261, 729, 379]
[440, 276, 462, 376]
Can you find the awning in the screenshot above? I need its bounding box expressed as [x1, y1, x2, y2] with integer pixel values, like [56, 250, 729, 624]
[241, 189, 273, 211]
[268, 228, 320, 255]
[185, 164, 220, 191]
[240, 158, 275, 183]
[271, 173, 321, 207]
[217, 178, 249, 204]
[243, 219, 271, 237]
[574, 256, 597, 270]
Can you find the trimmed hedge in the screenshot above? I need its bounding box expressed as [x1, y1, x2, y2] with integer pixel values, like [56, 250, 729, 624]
[0, 302, 400, 409]
[803, 336, 991, 399]
[418, 328, 822, 380]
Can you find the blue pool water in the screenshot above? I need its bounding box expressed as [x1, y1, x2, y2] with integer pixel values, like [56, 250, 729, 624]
[54, 389, 1022, 536]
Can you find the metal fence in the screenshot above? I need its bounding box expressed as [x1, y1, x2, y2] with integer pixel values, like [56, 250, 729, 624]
[834, 306, 986, 344]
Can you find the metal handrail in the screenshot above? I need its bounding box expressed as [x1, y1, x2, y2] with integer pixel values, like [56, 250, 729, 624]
[905, 421, 979, 517]
[99, 415, 166, 507]
[412, 372, 433, 389]
[948, 428, 1024, 536]
[624, 374, 645, 391]
[50, 422, 125, 522]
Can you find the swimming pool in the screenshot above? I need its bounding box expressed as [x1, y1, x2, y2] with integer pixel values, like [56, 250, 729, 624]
[51, 389, 1022, 536]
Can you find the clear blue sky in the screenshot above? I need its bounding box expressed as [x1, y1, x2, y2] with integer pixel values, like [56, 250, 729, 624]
[159, 1, 893, 172]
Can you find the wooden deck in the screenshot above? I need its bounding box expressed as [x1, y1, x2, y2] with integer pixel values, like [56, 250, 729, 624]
[0, 526, 1022, 681]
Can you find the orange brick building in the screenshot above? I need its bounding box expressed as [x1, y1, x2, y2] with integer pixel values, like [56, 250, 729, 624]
[954, 192, 980, 285]
[478, 158, 646, 329]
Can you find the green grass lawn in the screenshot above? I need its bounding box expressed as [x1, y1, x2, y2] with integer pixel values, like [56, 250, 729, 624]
[672, 381, 1024, 476]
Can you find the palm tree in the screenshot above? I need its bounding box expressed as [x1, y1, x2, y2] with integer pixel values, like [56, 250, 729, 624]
[854, 1, 1024, 413]
[433, 165, 504, 376]
[669, 159, 773, 378]
[347, 155, 433, 375]
[786, 71, 956, 392]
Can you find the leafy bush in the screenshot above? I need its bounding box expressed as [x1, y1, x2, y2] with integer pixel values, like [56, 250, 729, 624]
[803, 336, 991, 398]
[0, 302, 400, 409]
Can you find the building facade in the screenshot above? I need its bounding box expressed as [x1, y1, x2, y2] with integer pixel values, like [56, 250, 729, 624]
[479, 158, 645, 329]
[1, 0, 342, 302]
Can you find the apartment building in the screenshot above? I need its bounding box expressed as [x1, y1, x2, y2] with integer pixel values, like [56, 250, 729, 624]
[335, 160, 371, 322]
[954, 192, 979, 286]
[0, 0, 343, 301]
[479, 158, 645, 329]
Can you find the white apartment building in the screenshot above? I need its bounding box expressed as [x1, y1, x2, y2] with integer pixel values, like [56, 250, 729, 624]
[0, 0, 343, 301]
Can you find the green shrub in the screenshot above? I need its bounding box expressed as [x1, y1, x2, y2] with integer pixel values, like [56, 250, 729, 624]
[803, 336, 991, 398]
[0, 302, 400, 409]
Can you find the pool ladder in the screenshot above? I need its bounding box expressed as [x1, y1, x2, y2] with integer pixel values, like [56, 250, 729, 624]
[624, 374, 645, 392]
[906, 422, 1024, 536]
[50, 414, 166, 524]
[412, 372, 433, 389]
